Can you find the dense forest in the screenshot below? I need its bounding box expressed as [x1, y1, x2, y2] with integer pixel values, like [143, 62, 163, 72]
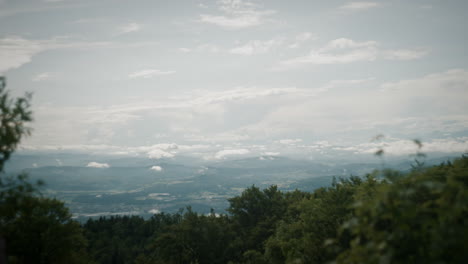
[1, 77, 468, 264]
[79, 158, 468, 264]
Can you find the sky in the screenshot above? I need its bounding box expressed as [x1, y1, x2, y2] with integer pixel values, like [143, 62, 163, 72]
[1, 0, 468, 161]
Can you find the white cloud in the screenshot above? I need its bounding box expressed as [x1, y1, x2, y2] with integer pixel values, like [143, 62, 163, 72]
[128, 69, 175, 79]
[240, 69, 468, 139]
[20, 142, 216, 159]
[215, 148, 250, 159]
[199, 0, 275, 29]
[321, 38, 377, 51]
[263, 151, 280, 156]
[151, 143, 178, 150]
[340, 2, 381, 11]
[19, 66, 465, 155]
[149, 209, 160, 214]
[0, 36, 114, 73]
[117, 22, 141, 34]
[423, 138, 468, 153]
[184, 132, 250, 143]
[230, 38, 282, 55]
[139, 143, 179, 159]
[281, 38, 379, 67]
[179, 44, 222, 54]
[277, 138, 303, 145]
[86, 161, 110, 168]
[20, 78, 365, 150]
[32, 72, 55, 82]
[73, 17, 107, 24]
[354, 137, 468, 156]
[147, 149, 175, 159]
[96, 86, 310, 112]
[189, 87, 311, 105]
[382, 48, 430, 61]
[20, 85, 314, 150]
[377, 69, 468, 116]
[195, 43, 221, 53]
[178, 47, 191, 52]
[150, 165, 162, 171]
[280, 38, 428, 68]
[199, 14, 260, 29]
[0, 36, 48, 73]
[295, 32, 314, 42]
[380, 69, 468, 94]
[175, 144, 202, 150]
[288, 32, 315, 49]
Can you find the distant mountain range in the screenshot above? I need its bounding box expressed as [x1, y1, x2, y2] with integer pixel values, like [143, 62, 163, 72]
[4, 152, 459, 221]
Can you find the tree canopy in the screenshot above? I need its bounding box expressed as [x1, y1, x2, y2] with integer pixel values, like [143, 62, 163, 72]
[0, 77, 32, 172]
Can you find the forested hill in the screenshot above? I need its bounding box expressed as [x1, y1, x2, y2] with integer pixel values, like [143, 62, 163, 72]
[81, 155, 468, 264]
[3, 154, 466, 263]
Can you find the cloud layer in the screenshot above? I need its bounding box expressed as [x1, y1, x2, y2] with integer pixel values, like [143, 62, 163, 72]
[281, 38, 428, 68]
[2, 0, 467, 161]
[199, 0, 276, 29]
[128, 69, 176, 79]
[86, 162, 110, 168]
[340, 2, 382, 11]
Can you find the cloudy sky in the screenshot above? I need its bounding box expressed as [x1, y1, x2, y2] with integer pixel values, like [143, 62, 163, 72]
[1, 0, 467, 160]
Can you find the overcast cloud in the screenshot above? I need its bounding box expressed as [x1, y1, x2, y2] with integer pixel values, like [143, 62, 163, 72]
[1, 0, 467, 160]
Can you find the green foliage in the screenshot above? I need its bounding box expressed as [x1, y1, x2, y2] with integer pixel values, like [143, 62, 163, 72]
[84, 214, 180, 264]
[0, 194, 88, 264]
[85, 208, 235, 264]
[0, 77, 32, 172]
[264, 177, 364, 264]
[333, 156, 468, 264]
[149, 207, 234, 264]
[227, 185, 289, 262]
